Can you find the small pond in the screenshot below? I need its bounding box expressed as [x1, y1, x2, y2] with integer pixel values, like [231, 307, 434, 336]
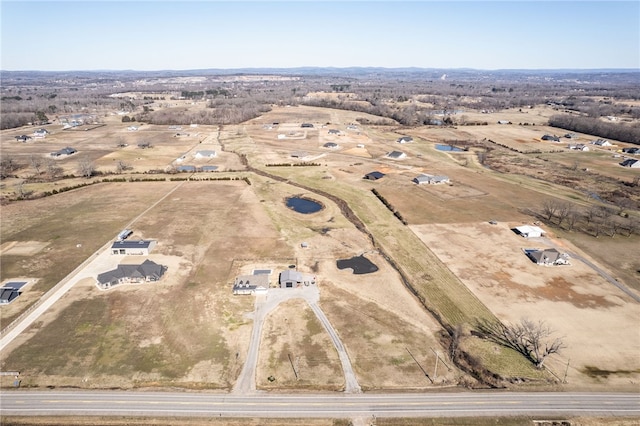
[286, 196, 323, 214]
[435, 144, 464, 152]
[336, 255, 379, 275]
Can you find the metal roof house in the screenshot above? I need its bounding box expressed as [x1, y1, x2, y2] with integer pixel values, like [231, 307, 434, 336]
[413, 174, 450, 185]
[97, 259, 166, 289]
[111, 240, 156, 255]
[194, 150, 217, 159]
[397, 136, 413, 143]
[620, 159, 640, 168]
[323, 142, 339, 149]
[386, 150, 406, 160]
[364, 171, 385, 181]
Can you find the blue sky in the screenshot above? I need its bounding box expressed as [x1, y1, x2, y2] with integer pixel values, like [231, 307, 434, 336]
[1, 1, 638, 71]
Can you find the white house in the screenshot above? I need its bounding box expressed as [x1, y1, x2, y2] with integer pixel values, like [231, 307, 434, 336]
[111, 240, 157, 255]
[413, 174, 450, 185]
[567, 144, 589, 151]
[591, 139, 612, 147]
[514, 225, 545, 238]
[194, 150, 217, 159]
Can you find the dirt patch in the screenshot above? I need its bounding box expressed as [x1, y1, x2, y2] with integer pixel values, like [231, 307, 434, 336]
[0, 241, 49, 256]
[411, 221, 640, 388]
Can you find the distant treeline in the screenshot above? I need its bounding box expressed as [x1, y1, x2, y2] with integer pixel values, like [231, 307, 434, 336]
[548, 114, 640, 145]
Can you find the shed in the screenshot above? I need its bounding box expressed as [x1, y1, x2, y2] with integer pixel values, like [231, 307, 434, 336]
[111, 240, 156, 255]
[513, 225, 544, 238]
[279, 269, 303, 288]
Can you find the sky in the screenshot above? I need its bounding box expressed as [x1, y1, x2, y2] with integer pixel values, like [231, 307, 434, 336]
[1, 1, 638, 71]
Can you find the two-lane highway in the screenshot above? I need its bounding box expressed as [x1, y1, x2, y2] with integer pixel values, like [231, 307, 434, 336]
[2, 391, 638, 418]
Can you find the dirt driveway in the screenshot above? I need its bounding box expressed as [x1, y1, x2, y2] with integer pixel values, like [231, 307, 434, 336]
[411, 221, 640, 388]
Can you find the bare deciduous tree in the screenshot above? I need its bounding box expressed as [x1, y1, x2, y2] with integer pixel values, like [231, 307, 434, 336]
[477, 318, 565, 369]
[77, 157, 96, 178]
[542, 199, 560, 221]
[115, 160, 132, 174]
[30, 155, 43, 175]
[45, 159, 63, 179]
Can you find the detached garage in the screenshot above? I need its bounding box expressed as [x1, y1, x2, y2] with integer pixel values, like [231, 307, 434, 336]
[111, 240, 157, 255]
[513, 225, 545, 238]
[279, 270, 303, 288]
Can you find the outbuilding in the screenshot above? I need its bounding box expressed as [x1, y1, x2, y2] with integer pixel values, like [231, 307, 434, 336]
[111, 240, 156, 255]
[279, 269, 303, 288]
[513, 225, 545, 238]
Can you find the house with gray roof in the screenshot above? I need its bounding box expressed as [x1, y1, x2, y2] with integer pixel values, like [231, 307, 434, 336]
[111, 240, 156, 255]
[413, 174, 450, 185]
[524, 248, 569, 266]
[232, 274, 269, 295]
[397, 136, 413, 144]
[97, 259, 166, 289]
[386, 150, 406, 160]
[620, 158, 640, 168]
[364, 171, 385, 181]
[50, 147, 77, 157]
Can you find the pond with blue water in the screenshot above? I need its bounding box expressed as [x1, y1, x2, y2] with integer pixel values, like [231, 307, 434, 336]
[286, 196, 323, 214]
[435, 144, 464, 152]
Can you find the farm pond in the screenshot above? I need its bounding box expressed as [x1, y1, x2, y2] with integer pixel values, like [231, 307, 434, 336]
[286, 196, 323, 214]
[336, 255, 379, 274]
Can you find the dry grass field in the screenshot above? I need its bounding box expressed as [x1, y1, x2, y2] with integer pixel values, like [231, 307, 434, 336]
[1, 103, 639, 394]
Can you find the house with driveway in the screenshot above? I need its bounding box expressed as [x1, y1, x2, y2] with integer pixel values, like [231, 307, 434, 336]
[50, 147, 77, 157]
[413, 174, 450, 185]
[524, 248, 570, 266]
[278, 269, 316, 288]
[97, 259, 166, 289]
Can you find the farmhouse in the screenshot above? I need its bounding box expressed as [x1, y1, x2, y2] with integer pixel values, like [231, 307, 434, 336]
[513, 225, 545, 238]
[622, 147, 639, 154]
[542, 134, 560, 142]
[111, 240, 156, 255]
[194, 150, 217, 159]
[327, 129, 341, 135]
[591, 139, 612, 147]
[620, 159, 640, 168]
[232, 273, 269, 295]
[50, 147, 77, 157]
[386, 150, 406, 160]
[15, 135, 32, 142]
[397, 136, 413, 143]
[97, 259, 166, 289]
[33, 128, 49, 138]
[363, 171, 385, 181]
[525, 248, 569, 266]
[413, 174, 450, 185]
[567, 144, 589, 151]
[323, 142, 339, 149]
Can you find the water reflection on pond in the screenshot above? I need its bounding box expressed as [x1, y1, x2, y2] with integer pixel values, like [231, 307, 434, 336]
[286, 196, 323, 214]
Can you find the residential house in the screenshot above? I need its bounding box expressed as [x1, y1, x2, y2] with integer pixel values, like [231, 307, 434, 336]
[301, 123, 314, 128]
[542, 134, 560, 142]
[620, 159, 640, 168]
[621, 147, 640, 155]
[15, 135, 32, 142]
[397, 136, 413, 144]
[0, 288, 20, 304]
[591, 139, 612, 147]
[525, 248, 569, 266]
[33, 129, 49, 138]
[232, 274, 269, 295]
[413, 174, 450, 185]
[567, 144, 589, 151]
[386, 150, 406, 160]
[97, 259, 166, 289]
[194, 150, 217, 159]
[323, 142, 339, 149]
[363, 171, 385, 181]
[327, 129, 341, 135]
[111, 240, 156, 255]
[50, 147, 77, 157]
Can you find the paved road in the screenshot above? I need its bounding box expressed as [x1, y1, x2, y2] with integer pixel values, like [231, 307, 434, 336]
[1, 390, 638, 418]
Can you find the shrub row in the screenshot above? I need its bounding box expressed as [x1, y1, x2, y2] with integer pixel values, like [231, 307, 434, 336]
[371, 188, 408, 225]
